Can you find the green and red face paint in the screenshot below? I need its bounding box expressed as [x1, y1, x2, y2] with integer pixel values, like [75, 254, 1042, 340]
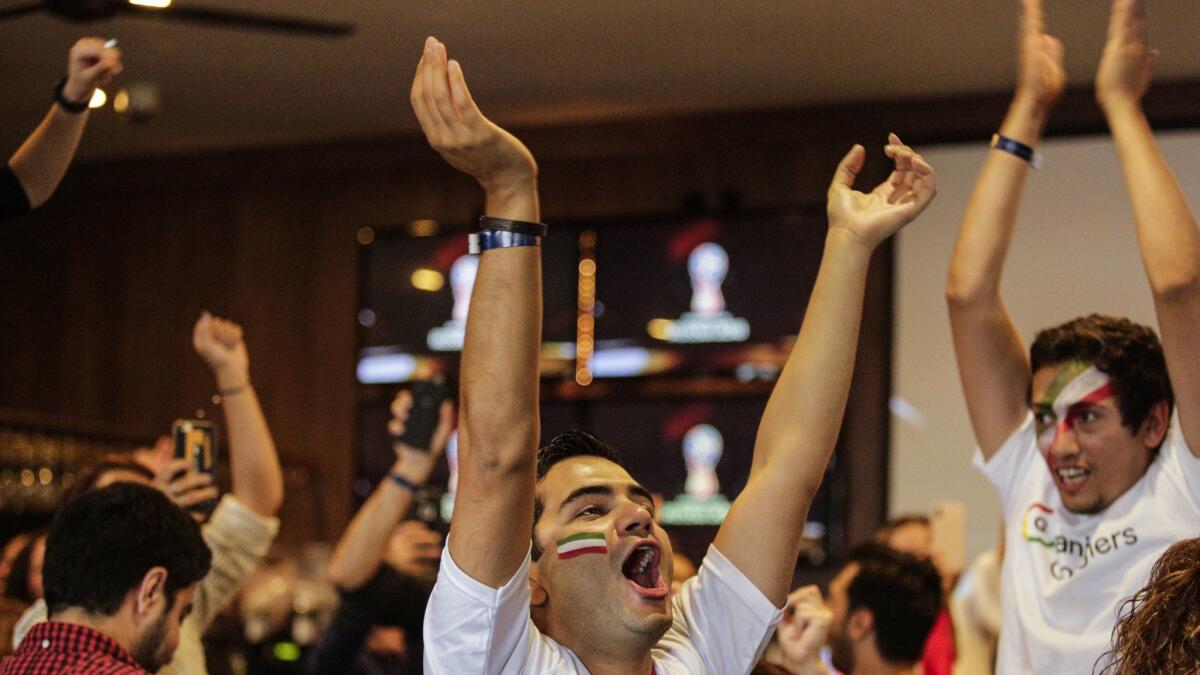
[556, 531, 608, 560]
[1034, 361, 1116, 454]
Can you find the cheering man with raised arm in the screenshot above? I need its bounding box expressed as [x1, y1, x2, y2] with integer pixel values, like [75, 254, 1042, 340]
[412, 36, 938, 675]
[3, 38, 121, 221]
[945, 1, 1200, 673]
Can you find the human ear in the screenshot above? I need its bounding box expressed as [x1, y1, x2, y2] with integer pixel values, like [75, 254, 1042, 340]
[135, 567, 168, 618]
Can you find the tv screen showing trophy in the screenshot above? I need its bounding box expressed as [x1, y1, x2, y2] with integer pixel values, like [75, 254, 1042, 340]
[585, 397, 833, 557]
[586, 211, 827, 378]
[356, 224, 580, 383]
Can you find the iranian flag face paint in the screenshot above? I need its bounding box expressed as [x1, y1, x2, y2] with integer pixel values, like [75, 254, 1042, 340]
[1035, 362, 1116, 454]
[556, 532, 608, 560]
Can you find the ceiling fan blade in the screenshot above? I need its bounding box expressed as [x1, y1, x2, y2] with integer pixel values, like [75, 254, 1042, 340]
[121, 2, 354, 37]
[0, 2, 45, 20]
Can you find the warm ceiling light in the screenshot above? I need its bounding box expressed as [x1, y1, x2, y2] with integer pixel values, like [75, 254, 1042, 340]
[130, 0, 172, 7]
[88, 88, 107, 109]
[113, 89, 129, 114]
[411, 268, 445, 292]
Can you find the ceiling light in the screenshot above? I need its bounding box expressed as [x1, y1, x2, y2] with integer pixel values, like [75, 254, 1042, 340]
[88, 88, 107, 109]
[130, 0, 172, 8]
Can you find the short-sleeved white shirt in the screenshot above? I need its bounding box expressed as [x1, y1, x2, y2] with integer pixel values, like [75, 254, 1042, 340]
[975, 412, 1200, 675]
[423, 542, 783, 674]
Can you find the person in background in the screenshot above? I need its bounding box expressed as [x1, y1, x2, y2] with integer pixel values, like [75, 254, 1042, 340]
[945, 1, 1200, 671]
[767, 545, 943, 675]
[2, 483, 211, 674]
[3, 38, 122, 222]
[947, 526, 1003, 675]
[1097, 537, 1200, 674]
[873, 516, 955, 675]
[309, 388, 454, 675]
[10, 312, 284, 675]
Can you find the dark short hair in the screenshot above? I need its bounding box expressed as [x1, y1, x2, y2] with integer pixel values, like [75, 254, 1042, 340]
[846, 543, 943, 665]
[65, 459, 155, 504]
[43, 482, 211, 617]
[530, 430, 622, 561]
[1030, 315, 1173, 432]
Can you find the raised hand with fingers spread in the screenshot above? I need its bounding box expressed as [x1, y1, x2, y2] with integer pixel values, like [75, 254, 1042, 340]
[827, 134, 937, 251]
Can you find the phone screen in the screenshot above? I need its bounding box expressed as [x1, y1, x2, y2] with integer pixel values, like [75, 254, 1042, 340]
[173, 419, 218, 515]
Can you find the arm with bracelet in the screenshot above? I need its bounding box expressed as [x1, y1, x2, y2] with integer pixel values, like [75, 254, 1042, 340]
[410, 36, 542, 592]
[4, 38, 122, 220]
[326, 389, 454, 591]
[946, 0, 1064, 459]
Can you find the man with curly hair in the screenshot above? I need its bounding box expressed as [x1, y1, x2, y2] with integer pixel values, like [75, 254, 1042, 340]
[945, 1, 1200, 673]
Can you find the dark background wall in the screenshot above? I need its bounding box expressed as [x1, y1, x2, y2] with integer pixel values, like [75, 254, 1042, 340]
[3, 83, 1193, 546]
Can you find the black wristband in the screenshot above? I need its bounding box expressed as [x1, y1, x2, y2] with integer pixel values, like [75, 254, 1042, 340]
[990, 133, 1042, 169]
[478, 216, 548, 238]
[53, 77, 90, 114]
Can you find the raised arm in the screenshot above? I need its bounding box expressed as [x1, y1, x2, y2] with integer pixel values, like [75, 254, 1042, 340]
[192, 312, 284, 517]
[326, 391, 452, 590]
[715, 138, 937, 604]
[8, 38, 121, 211]
[945, 0, 1064, 458]
[1098, 0, 1200, 455]
[410, 37, 541, 587]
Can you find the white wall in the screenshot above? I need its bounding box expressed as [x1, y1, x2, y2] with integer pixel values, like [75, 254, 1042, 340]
[891, 129, 1200, 557]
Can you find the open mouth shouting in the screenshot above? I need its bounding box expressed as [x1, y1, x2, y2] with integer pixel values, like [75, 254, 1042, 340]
[621, 541, 668, 600]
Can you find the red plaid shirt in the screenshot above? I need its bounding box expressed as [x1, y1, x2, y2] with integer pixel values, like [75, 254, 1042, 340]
[1, 621, 148, 674]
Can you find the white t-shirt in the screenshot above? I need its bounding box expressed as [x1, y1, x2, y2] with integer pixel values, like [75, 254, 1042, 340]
[423, 542, 783, 674]
[974, 412, 1200, 675]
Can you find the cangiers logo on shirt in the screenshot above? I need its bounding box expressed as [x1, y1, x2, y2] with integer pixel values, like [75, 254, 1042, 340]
[1021, 503, 1139, 580]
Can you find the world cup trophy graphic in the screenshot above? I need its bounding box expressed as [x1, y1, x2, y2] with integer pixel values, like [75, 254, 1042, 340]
[682, 423, 723, 500]
[428, 254, 479, 351]
[687, 242, 729, 318]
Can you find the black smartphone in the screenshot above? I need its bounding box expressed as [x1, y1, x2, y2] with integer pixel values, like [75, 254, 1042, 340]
[172, 419, 218, 516]
[395, 378, 451, 452]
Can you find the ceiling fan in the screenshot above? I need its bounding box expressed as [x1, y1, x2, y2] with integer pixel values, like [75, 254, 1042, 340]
[0, 0, 354, 37]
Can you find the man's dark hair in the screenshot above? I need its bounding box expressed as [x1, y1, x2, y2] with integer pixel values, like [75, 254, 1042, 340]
[43, 482, 211, 616]
[64, 459, 155, 504]
[1030, 314, 1173, 432]
[530, 430, 622, 561]
[846, 543, 943, 665]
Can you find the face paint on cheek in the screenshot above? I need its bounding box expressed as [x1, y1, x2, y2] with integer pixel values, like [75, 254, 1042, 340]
[556, 532, 608, 560]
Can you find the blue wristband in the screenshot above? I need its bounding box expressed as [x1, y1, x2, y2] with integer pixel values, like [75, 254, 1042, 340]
[469, 229, 541, 254]
[388, 473, 419, 494]
[990, 133, 1042, 169]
